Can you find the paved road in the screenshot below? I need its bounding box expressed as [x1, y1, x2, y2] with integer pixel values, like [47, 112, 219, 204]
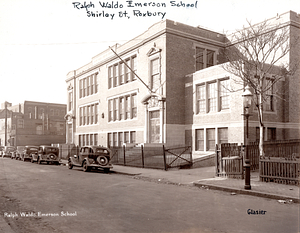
[0, 158, 299, 233]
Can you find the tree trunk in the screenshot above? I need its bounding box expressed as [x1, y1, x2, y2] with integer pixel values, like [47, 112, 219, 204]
[258, 93, 265, 157]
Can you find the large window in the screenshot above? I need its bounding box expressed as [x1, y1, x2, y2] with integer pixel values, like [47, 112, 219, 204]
[196, 129, 204, 151]
[220, 79, 229, 110]
[79, 103, 99, 126]
[195, 47, 216, 71]
[208, 82, 217, 112]
[196, 85, 206, 113]
[196, 78, 230, 114]
[125, 96, 130, 119]
[267, 128, 276, 141]
[79, 73, 98, 98]
[132, 94, 137, 118]
[113, 98, 118, 121]
[79, 134, 98, 146]
[119, 97, 124, 120]
[151, 58, 160, 91]
[108, 93, 137, 122]
[107, 131, 137, 147]
[108, 55, 137, 89]
[108, 100, 113, 122]
[218, 128, 228, 144]
[196, 47, 204, 70]
[265, 79, 274, 111]
[207, 128, 215, 151]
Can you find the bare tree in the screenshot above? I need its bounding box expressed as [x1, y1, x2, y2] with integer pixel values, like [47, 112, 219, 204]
[222, 19, 298, 157]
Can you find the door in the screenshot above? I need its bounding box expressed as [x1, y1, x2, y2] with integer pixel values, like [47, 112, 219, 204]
[149, 110, 160, 143]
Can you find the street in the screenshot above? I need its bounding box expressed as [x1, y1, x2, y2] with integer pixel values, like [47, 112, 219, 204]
[0, 158, 299, 233]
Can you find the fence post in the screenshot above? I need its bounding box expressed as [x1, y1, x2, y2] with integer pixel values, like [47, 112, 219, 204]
[189, 146, 193, 166]
[163, 145, 167, 171]
[123, 145, 126, 166]
[220, 144, 223, 174]
[215, 144, 219, 176]
[141, 145, 144, 168]
[240, 144, 244, 179]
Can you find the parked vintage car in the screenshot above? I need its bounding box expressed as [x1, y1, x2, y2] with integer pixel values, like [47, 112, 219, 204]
[21, 146, 39, 161]
[2, 146, 16, 158]
[68, 146, 112, 172]
[31, 145, 60, 165]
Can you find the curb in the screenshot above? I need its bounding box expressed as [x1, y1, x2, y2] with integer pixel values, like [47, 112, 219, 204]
[193, 182, 300, 204]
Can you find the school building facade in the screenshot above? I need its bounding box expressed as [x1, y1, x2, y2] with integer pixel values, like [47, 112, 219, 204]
[65, 11, 300, 155]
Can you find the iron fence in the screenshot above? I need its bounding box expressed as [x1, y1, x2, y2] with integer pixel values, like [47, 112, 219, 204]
[109, 145, 192, 170]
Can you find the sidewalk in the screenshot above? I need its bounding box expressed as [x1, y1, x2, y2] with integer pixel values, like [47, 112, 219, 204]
[61, 160, 299, 203]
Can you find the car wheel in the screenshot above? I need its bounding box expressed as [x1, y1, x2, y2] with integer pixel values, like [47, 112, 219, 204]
[68, 160, 73, 169]
[82, 161, 90, 172]
[96, 155, 109, 166]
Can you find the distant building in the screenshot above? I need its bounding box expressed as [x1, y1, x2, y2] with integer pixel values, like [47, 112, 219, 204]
[66, 11, 300, 155]
[0, 101, 67, 146]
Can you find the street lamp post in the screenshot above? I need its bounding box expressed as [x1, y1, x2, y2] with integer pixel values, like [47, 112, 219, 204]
[242, 85, 253, 190]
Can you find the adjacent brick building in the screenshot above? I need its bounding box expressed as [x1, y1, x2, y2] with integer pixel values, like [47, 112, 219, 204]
[0, 101, 67, 146]
[66, 11, 300, 155]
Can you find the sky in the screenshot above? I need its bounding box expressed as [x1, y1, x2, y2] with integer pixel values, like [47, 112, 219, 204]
[0, 0, 299, 106]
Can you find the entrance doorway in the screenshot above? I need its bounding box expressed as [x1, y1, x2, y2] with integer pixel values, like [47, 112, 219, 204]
[149, 110, 160, 143]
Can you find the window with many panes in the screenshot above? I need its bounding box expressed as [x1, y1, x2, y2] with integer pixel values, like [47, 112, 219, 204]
[125, 59, 131, 83]
[108, 55, 137, 89]
[196, 79, 230, 114]
[125, 96, 130, 119]
[195, 47, 217, 71]
[95, 104, 98, 124]
[196, 129, 204, 151]
[108, 100, 113, 122]
[79, 103, 99, 126]
[108, 93, 137, 122]
[196, 85, 206, 113]
[78, 134, 98, 146]
[68, 92, 73, 111]
[265, 79, 274, 111]
[119, 62, 125, 85]
[220, 79, 229, 110]
[119, 97, 124, 120]
[108, 133, 113, 147]
[107, 131, 136, 147]
[130, 131, 136, 143]
[132, 94, 137, 118]
[151, 58, 160, 91]
[196, 47, 204, 70]
[114, 99, 118, 121]
[79, 74, 98, 98]
[124, 132, 129, 143]
[267, 128, 276, 141]
[208, 82, 217, 112]
[207, 128, 215, 151]
[218, 128, 228, 144]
